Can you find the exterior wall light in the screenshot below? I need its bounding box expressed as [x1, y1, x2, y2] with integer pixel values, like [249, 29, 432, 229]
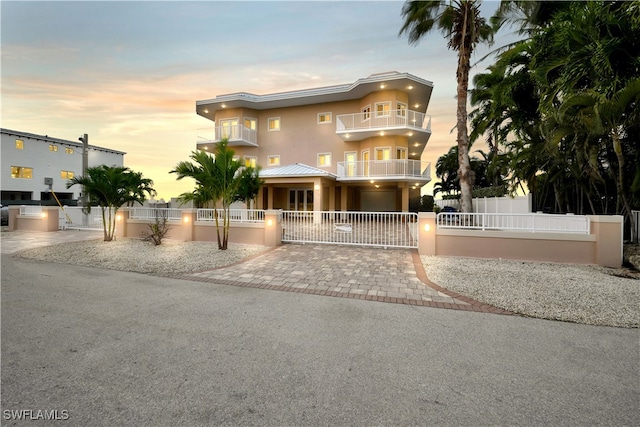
[423, 223, 431, 232]
[314, 184, 320, 190]
[116, 214, 122, 221]
[183, 216, 190, 223]
[41, 212, 47, 218]
[266, 219, 273, 227]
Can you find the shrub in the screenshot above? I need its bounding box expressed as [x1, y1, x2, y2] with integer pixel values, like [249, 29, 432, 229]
[142, 215, 172, 246]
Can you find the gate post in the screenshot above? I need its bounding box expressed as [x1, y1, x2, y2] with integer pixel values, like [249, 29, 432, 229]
[418, 212, 436, 256]
[264, 210, 282, 247]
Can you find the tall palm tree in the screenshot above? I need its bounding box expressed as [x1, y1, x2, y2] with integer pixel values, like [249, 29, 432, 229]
[66, 165, 156, 241]
[400, 0, 493, 212]
[172, 139, 259, 250]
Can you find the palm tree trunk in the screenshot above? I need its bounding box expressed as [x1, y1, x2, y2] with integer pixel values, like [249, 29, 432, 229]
[101, 207, 108, 241]
[457, 5, 474, 213]
[214, 208, 223, 250]
[612, 131, 635, 241]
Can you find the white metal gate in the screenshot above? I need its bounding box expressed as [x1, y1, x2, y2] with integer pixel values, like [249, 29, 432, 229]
[59, 206, 106, 230]
[281, 210, 418, 248]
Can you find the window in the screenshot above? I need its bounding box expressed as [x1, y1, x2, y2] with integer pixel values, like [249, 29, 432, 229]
[268, 117, 280, 131]
[345, 152, 357, 177]
[375, 147, 391, 161]
[15, 139, 23, 150]
[317, 153, 331, 167]
[245, 156, 257, 168]
[317, 112, 332, 124]
[60, 170, 74, 179]
[362, 105, 371, 121]
[397, 102, 407, 118]
[268, 155, 280, 166]
[397, 147, 407, 159]
[66, 147, 74, 154]
[11, 166, 33, 179]
[376, 102, 391, 117]
[244, 117, 257, 130]
[49, 144, 58, 152]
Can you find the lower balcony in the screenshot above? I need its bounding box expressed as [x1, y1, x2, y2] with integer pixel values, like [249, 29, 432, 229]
[336, 160, 431, 183]
[336, 110, 431, 141]
[196, 125, 258, 148]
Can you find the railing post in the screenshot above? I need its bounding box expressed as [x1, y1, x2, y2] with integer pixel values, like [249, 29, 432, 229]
[418, 212, 436, 256]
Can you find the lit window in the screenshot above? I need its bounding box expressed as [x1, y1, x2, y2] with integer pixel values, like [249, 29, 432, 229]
[244, 117, 257, 130]
[397, 102, 407, 117]
[317, 112, 332, 124]
[397, 147, 407, 159]
[376, 148, 391, 160]
[268, 155, 280, 166]
[66, 147, 74, 154]
[49, 144, 58, 152]
[268, 117, 280, 131]
[376, 102, 391, 117]
[11, 166, 33, 179]
[362, 105, 371, 121]
[15, 139, 23, 149]
[60, 170, 75, 179]
[245, 156, 257, 168]
[318, 153, 331, 167]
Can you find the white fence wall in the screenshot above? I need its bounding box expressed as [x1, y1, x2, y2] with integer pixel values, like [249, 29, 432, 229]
[435, 194, 532, 214]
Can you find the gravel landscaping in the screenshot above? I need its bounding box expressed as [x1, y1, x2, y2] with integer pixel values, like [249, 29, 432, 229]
[17, 238, 268, 275]
[422, 255, 639, 328]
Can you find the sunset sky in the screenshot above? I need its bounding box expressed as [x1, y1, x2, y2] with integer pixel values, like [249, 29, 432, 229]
[1, 1, 518, 201]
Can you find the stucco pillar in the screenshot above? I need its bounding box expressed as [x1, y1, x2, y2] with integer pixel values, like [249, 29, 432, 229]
[179, 209, 196, 242]
[267, 186, 274, 210]
[588, 215, 623, 268]
[264, 210, 282, 247]
[400, 183, 409, 212]
[418, 212, 436, 256]
[313, 179, 323, 224]
[115, 208, 128, 239]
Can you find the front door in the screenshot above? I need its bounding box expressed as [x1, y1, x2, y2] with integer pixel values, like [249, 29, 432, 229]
[289, 189, 314, 211]
[362, 150, 370, 176]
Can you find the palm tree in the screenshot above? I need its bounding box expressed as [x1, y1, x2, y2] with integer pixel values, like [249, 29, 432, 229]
[171, 139, 261, 250]
[66, 165, 156, 241]
[234, 166, 263, 209]
[400, 0, 493, 213]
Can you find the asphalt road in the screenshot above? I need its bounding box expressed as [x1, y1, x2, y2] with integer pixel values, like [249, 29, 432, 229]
[2, 254, 638, 426]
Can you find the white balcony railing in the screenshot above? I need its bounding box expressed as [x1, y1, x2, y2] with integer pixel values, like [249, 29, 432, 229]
[336, 160, 430, 180]
[196, 125, 258, 147]
[336, 109, 431, 134]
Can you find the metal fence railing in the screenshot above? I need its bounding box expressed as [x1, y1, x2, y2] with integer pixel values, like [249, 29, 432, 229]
[59, 206, 107, 230]
[281, 210, 418, 248]
[129, 207, 182, 221]
[436, 212, 590, 234]
[196, 209, 265, 223]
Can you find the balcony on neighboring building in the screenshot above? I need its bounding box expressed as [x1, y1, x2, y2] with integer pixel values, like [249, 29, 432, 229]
[196, 124, 258, 150]
[336, 109, 431, 141]
[336, 160, 431, 183]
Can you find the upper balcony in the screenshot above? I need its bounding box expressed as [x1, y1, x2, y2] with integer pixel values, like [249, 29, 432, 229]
[196, 124, 258, 149]
[336, 160, 431, 183]
[336, 109, 431, 142]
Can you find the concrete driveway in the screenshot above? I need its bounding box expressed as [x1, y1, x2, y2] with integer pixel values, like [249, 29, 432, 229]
[2, 245, 638, 425]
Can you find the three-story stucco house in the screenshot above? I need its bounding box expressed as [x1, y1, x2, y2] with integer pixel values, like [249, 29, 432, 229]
[195, 71, 432, 212]
[1, 128, 125, 205]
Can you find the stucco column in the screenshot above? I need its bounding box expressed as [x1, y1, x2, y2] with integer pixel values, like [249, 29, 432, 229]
[418, 212, 436, 256]
[257, 187, 264, 210]
[179, 209, 196, 242]
[313, 179, 323, 224]
[115, 208, 128, 239]
[588, 215, 623, 268]
[267, 186, 274, 210]
[264, 210, 282, 247]
[401, 183, 409, 212]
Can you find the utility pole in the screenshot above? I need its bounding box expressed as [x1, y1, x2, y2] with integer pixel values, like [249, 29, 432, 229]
[79, 134, 88, 207]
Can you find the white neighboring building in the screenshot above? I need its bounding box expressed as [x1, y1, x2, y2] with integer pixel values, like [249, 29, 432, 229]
[1, 128, 125, 204]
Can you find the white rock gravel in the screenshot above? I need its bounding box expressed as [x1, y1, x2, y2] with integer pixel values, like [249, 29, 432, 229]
[18, 238, 268, 275]
[422, 256, 639, 328]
